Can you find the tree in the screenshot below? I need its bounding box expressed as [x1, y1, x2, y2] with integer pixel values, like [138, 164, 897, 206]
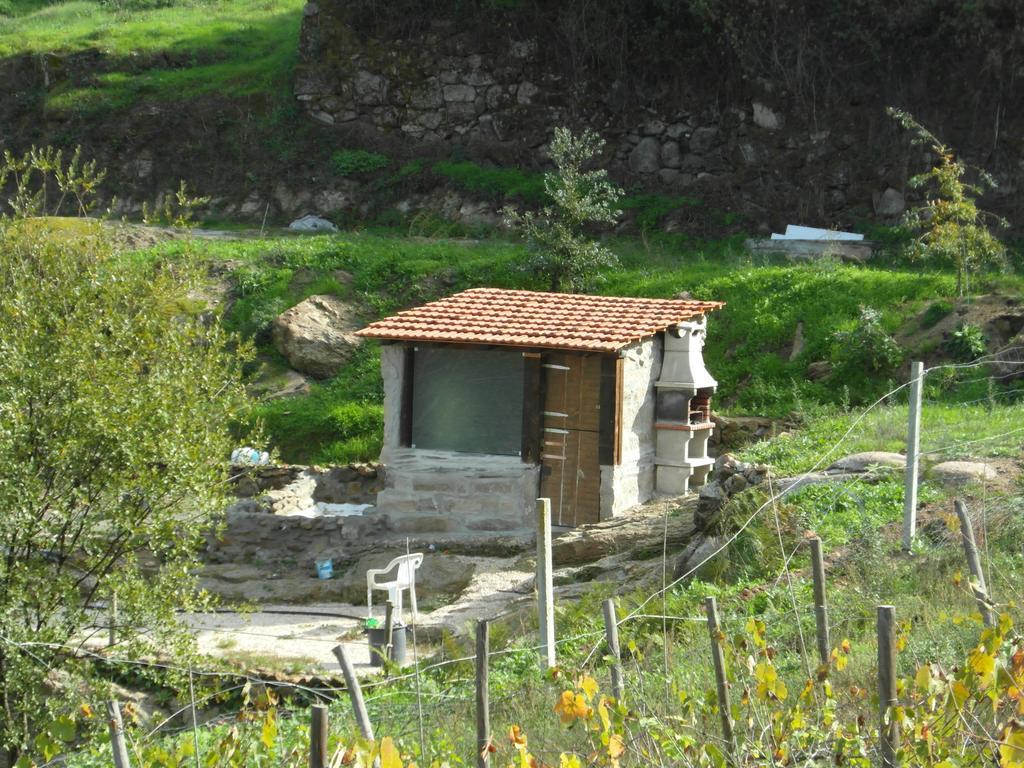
[0, 150, 251, 762]
[504, 127, 623, 292]
[887, 108, 1007, 296]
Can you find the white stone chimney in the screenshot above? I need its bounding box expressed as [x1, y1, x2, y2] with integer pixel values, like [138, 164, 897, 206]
[653, 316, 717, 496]
[658, 317, 717, 390]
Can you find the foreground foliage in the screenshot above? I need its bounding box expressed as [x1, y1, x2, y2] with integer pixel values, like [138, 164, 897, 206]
[0, 151, 251, 760]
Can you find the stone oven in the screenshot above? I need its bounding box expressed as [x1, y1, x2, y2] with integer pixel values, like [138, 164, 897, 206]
[356, 288, 723, 537]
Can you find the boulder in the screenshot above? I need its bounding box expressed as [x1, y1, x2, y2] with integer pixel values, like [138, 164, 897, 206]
[629, 137, 661, 174]
[271, 295, 362, 379]
[930, 461, 998, 487]
[289, 215, 338, 233]
[752, 101, 784, 130]
[550, 501, 697, 565]
[875, 187, 905, 216]
[827, 452, 906, 473]
[673, 535, 727, 581]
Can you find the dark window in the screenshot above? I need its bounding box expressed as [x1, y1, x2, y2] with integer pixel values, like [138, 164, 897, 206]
[411, 347, 524, 455]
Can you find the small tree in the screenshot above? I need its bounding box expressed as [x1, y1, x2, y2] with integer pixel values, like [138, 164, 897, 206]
[504, 127, 623, 292]
[0, 150, 251, 761]
[887, 107, 1007, 296]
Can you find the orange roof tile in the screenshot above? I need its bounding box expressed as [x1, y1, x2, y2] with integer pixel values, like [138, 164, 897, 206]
[356, 288, 724, 352]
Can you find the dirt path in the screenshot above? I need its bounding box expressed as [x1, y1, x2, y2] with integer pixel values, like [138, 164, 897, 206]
[185, 557, 534, 674]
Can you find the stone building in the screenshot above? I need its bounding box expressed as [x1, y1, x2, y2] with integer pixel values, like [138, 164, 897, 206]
[356, 288, 723, 536]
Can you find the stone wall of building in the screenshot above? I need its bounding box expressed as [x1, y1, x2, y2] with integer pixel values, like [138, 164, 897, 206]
[374, 447, 540, 535]
[600, 336, 662, 519]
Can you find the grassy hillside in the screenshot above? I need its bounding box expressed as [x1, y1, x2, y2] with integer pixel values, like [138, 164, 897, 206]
[0, 0, 304, 110]
[141, 230, 1024, 464]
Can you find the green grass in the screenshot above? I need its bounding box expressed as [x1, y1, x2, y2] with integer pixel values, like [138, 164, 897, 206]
[433, 160, 548, 205]
[741, 401, 1024, 476]
[0, 0, 304, 110]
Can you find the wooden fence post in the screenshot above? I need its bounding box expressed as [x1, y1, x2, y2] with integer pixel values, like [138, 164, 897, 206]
[953, 499, 996, 627]
[877, 605, 898, 768]
[106, 700, 132, 768]
[475, 620, 490, 768]
[536, 498, 556, 670]
[902, 361, 924, 551]
[332, 645, 375, 741]
[704, 596, 736, 758]
[310, 704, 328, 768]
[602, 598, 625, 702]
[809, 537, 831, 669]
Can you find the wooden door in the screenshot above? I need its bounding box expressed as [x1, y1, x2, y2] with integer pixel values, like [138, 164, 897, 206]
[539, 352, 602, 526]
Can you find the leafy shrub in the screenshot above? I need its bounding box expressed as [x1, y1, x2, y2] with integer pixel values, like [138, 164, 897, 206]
[889, 108, 1007, 295]
[434, 161, 547, 204]
[920, 299, 953, 329]
[830, 306, 904, 375]
[503, 127, 623, 291]
[946, 321, 987, 362]
[331, 149, 389, 176]
[0, 1, 13, 16]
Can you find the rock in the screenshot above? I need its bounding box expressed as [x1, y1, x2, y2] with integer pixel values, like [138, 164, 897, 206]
[806, 360, 833, 381]
[930, 461, 998, 487]
[354, 70, 387, 105]
[789, 321, 805, 361]
[673, 535, 727, 581]
[876, 187, 905, 216]
[443, 84, 476, 102]
[516, 81, 539, 104]
[263, 369, 312, 400]
[828, 452, 906, 473]
[550, 501, 697, 565]
[688, 126, 719, 154]
[660, 140, 682, 169]
[271, 295, 363, 379]
[288, 215, 338, 233]
[990, 337, 1024, 380]
[698, 481, 725, 502]
[752, 101, 784, 130]
[629, 137, 661, 174]
[336, 552, 476, 605]
[723, 473, 749, 494]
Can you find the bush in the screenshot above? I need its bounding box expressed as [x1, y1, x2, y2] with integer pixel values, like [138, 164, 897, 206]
[830, 306, 904, 375]
[331, 149, 389, 176]
[503, 127, 623, 291]
[946, 322, 988, 362]
[921, 299, 953, 329]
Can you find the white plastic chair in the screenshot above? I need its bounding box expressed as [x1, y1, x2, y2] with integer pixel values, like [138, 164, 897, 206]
[366, 553, 423, 625]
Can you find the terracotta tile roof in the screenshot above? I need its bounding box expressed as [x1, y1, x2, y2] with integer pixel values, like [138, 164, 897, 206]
[356, 288, 724, 352]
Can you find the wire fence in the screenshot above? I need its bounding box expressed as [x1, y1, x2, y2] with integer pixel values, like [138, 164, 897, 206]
[5, 354, 1024, 766]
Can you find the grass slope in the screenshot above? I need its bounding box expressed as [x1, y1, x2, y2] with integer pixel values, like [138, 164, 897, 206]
[0, 0, 304, 110]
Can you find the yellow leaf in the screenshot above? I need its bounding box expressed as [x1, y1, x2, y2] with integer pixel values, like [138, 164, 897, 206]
[559, 753, 582, 768]
[835, 654, 848, 672]
[260, 711, 277, 750]
[999, 721, 1024, 767]
[969, 646, 996, 688]
[951, 680, 971, 707]
[380, 737, 403, 768]
[915, 665, 932, 693]
[608, 733, 626, 761]
[579, 675, 599, 701]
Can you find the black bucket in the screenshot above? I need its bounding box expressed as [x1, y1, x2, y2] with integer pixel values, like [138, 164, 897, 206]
[367, 625, 407, 667]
